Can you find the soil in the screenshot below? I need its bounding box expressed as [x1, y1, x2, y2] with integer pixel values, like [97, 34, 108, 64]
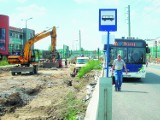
[0, 66, 100, 120]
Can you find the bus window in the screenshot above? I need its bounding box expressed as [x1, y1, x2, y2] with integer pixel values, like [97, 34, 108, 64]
[109, 47, 127, 65]
[117, 48, 127, 63]
[128, 48, 146, 64]
[109, 48, 116, 65]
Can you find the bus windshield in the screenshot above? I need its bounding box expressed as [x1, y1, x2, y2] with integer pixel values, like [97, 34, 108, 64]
[110, 47, 146, 64]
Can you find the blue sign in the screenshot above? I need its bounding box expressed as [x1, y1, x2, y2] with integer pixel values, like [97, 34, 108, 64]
[99, 9, 117, 31]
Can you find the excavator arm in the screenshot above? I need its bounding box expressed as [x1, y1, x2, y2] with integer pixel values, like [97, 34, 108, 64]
[8, 26, 57, 65]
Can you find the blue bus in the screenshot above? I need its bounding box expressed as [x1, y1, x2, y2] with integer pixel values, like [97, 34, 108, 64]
[105, 38, 150, 79]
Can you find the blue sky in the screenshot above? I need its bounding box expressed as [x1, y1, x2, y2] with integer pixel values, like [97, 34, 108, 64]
[0, 0, 160, 50]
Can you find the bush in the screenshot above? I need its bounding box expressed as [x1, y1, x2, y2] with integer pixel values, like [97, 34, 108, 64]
[77, 60, 102, 79]
[0, 58, 9, 66]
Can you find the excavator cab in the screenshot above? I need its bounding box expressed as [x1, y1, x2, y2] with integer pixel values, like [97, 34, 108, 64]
[30, 49, 40, 63]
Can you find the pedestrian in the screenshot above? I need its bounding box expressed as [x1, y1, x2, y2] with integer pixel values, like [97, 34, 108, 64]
[112, 54, 127, 91]
[65, 59, 68, 67]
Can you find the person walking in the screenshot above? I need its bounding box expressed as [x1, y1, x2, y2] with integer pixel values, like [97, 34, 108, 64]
[112, 54, 127, 91]
[65, 59, 68, 68]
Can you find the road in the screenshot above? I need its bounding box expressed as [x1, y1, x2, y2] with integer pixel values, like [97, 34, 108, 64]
[112, 64, 160, 120]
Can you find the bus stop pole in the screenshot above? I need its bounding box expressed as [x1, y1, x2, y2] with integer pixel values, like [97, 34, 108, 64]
[106, 31, 110, 77]
[97, 31, 112, 120]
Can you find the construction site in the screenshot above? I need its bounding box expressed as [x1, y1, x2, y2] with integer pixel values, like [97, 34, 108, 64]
[1, 4, 159, 119]
[0, 63, 101, 120]
[0, 15, 103, 119]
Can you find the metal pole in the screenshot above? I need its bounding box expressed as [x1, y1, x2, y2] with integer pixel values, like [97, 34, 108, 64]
[106, 31, 110, 77]
[25, 20, 27, 29]
[128, 5, 131, 37]
[98, 48, 99, 60]
[79, 30, 81, 51]
[25, 20, 27, 42]
[155, 41, 157, 58]
[25, 17, 32, 40]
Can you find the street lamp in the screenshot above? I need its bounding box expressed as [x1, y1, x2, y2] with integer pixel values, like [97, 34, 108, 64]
[21, 17, 33, 47]
[25, 17, 32, 29]
[75, 40, 78, 51]
[25, 17, 32, 41]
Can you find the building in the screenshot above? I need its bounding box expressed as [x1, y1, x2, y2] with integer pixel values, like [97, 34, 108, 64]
[0, 15, 9, 59]
[0, 14, 35, 57]
[146, 38, 160, 62]
[9, 26, 23, 55]
[9, 27, 35, 55]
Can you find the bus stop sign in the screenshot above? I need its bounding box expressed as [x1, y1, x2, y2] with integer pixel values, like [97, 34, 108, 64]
[99, 9, 117, 31]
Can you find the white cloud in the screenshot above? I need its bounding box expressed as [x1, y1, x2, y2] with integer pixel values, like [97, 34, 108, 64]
[0, 0, 27, 3]
[73, 0, 97, 4]
[143, 0, 160, 14]
[143, 6, 160, 19]
[147, 0, 160, 6]
[16, 4, 47, 18]
[73, 0, 120, 6]
[9, 4, 47, 30]
[16, 0, 27, 3]
[0, 0, 8, 2]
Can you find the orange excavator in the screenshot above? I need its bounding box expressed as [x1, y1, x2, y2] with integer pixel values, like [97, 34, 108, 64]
[8, 26, 60, 75]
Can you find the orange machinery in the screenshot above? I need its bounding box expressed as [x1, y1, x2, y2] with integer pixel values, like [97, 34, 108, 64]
[8, 26, 58, 75]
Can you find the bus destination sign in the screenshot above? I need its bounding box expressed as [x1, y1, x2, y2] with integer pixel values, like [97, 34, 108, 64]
[114, 41, 144, 47]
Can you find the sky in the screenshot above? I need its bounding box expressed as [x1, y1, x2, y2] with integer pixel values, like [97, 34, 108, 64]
[0, 0, 160, 51]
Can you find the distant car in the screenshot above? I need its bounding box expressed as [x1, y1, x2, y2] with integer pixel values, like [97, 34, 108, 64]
[75, 56, 89, 68]
[70, 56, 89, 77]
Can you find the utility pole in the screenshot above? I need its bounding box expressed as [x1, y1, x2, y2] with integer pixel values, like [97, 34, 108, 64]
[128, 5, 131, 37]
[79, 30, 81, 51]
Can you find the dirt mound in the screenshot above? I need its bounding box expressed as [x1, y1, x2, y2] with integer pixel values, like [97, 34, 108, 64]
[0, 85, 42, 116]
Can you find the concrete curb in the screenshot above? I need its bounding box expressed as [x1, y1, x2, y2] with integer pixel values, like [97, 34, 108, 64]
[84, 70, 104, 120]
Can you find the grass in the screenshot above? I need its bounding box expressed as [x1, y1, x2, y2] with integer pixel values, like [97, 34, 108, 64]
[63, 92, 85, 120]
[0, 58, 9, 66]
[77, 60, 102, 79]
[63, 60, 103, 119]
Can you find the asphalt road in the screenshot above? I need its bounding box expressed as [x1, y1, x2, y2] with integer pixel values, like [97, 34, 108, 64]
[112, 64, 160, 120]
